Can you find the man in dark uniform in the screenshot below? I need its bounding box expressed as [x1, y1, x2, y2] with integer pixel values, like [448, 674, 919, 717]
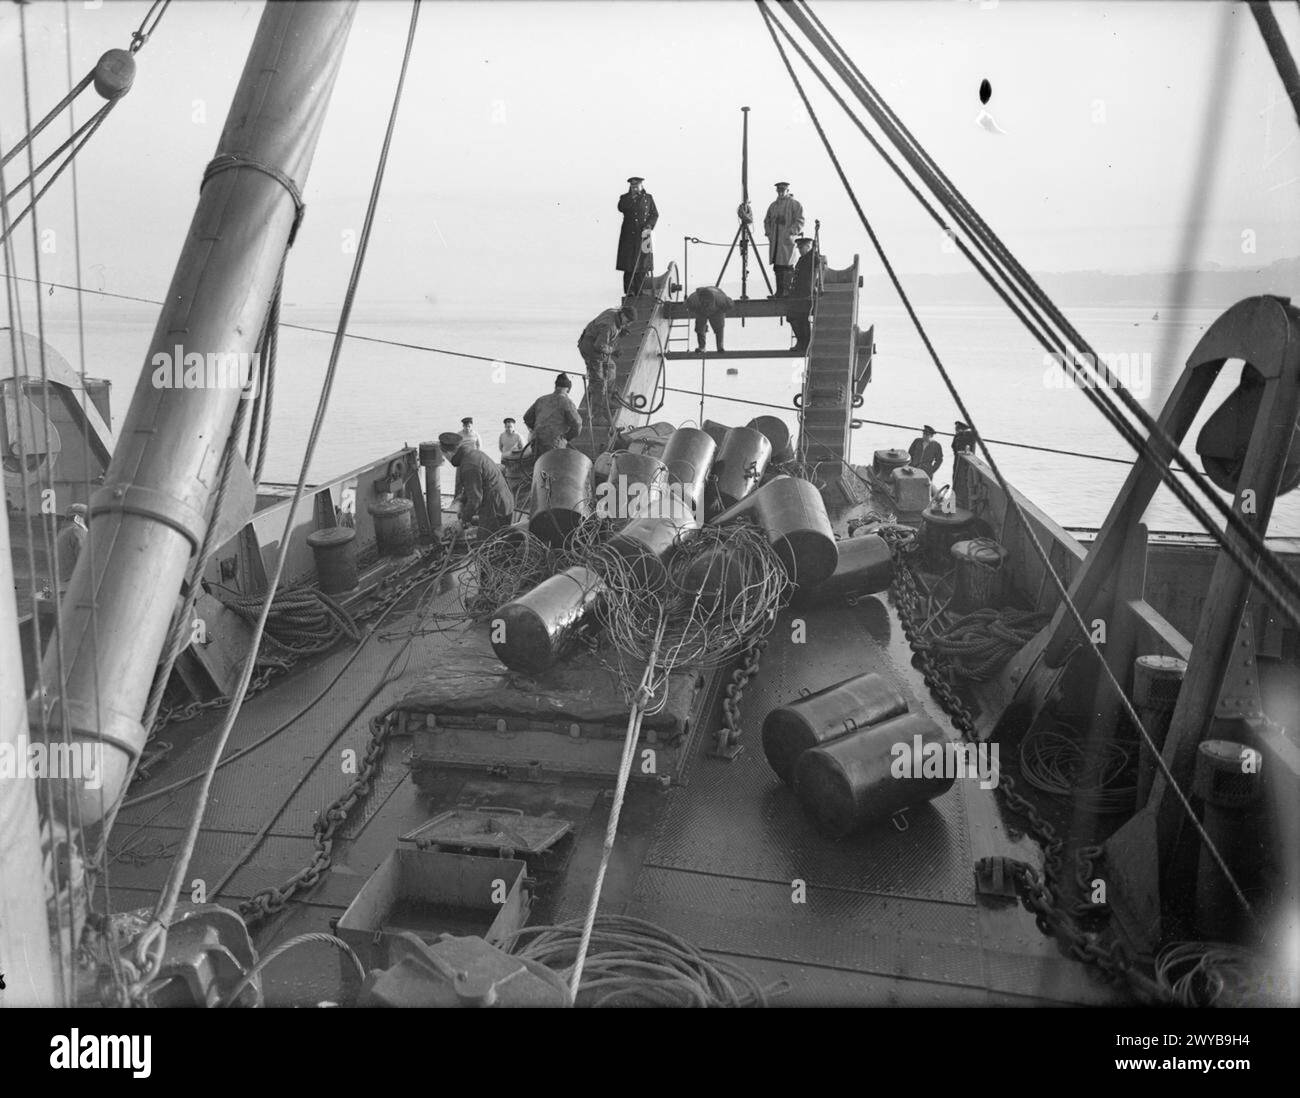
[952, 420, 979, 464]
[787, 236, 817, 352]
[908, 425, 944, 478]
[616, 176, 658, 297]
[438, 432, 515, 534]
[685, 285, 734, 353]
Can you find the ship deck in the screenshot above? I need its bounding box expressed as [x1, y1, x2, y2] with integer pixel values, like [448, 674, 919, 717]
[102, 478, 1120, 1007]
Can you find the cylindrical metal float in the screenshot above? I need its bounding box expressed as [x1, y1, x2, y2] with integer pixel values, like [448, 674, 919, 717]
[747, 415, 794, 464]
[1193, 739, 1265, 941]
[418, 441, 444, 532]
[712, 426, 773, 511]
[607, 514, 700, 588]
[306, 526, 358, 595]
[890, 465, 931, 512]
[761, 671, 909, 784]
[951, 538, 1007, 612]
[660, 427, 716, 519]
[605, 451, 669, 528]
[919, 503, 976, 572]
[1133, 654, 1188, 805]
[714, 475, 837, 587]
[530, 448, 593, 546]
[491, 566, 605, 674]
[368, 496, 415, 557]
[791, 533, 893, 608]
[793, 712, 955, 837]
[873, 448, 910, 478]
[701, 419, 731, 450]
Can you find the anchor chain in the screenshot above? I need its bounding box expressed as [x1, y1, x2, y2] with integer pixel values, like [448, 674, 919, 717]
[887, 537, 1158, 999]
[713, 636, 767, 757]
[239, 709, 398, 927]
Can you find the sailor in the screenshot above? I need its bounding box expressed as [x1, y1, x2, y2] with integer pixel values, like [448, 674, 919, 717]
[459, 417, 482, 448]
[684, 285, 734, 353]
[908, 425, 944, 478]
[499, 417, 524, 460]
[953, 420, 979, 462]
[438, 432, 515, 534]
[54, 503, 88, 586]
[616, 177, 659, 298]
[764, 182, 804, 297]
[786, 236, 816, 352]
[578, 303, 637, 388]
[522, 372, 583, 458]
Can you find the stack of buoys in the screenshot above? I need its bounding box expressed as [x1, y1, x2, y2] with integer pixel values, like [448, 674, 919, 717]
[761, 671, 953, 837]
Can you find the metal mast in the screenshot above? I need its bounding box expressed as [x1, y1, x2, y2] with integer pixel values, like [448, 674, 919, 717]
[715, 107, 773, 300]
[30, 0, 358, 864]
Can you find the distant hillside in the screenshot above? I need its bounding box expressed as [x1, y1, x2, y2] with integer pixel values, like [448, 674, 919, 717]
[861, 257, 1300, 308]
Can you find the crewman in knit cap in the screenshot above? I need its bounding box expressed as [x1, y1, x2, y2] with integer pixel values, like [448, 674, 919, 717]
[684, 285, 734, 353]
[522, 372, 583, 458]
[617, 176, 659, 297]
[438, 431, 514, 534]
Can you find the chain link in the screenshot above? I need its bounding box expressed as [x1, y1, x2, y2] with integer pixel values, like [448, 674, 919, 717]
[887, 536, 1160, 999]
[238, 710, 398, 927]
[714, 637, 767, 755]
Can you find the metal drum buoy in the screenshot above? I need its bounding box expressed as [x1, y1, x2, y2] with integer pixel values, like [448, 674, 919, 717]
[1133, 654, 1188, 804]
[607, 514, 699, 588]
[951, 538, 1007, 612]
[791, 533, 893, 608]
[368, 496, 415, 557]
[919, 502, 976, 572]
[491, 566, 604, 674]
[714, 475, 838, 587]
[712, 426, 773, 512]
[530, 448, 593, 546]
[606, 451, 669, 528]
[660, 427, 716, 517]
[701, 419, 731, 450]
[793, 712, 954, 837]
[747, 416, 794, 464]
[307, 526, 358, 595]
[761, 671, 909, 784]
[872, 448, 910, 478]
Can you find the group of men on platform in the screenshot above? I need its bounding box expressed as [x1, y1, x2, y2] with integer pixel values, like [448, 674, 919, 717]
[439, 177, 826, 535]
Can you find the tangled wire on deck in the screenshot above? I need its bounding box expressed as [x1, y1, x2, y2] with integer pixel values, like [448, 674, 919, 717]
[455, 514, 615, 620]
[1154, 940, 1286, 1007]
[1018, 721, 1137, 814]
[504, 914, 785, 1007]
[590, 520, 793, 681]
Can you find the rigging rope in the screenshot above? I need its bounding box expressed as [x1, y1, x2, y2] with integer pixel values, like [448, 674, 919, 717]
[774, 0, 1300, 634]
[757, 0, 1259, 929]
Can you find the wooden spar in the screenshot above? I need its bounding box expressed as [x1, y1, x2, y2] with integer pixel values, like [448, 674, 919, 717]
[0, 510, 59, 1005]
[33, 1, 359, 841]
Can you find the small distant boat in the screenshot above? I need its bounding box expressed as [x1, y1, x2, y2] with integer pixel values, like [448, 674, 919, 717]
[726, 366, 739, 375]
[1152, 311, 1160, 320]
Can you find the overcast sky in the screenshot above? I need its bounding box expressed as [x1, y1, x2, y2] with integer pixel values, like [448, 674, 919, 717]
[2, 0, 1297, 310]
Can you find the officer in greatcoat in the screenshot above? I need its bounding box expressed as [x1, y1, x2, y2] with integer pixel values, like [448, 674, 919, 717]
[616, 176, 659, 297]
[764, 182, 805, 297]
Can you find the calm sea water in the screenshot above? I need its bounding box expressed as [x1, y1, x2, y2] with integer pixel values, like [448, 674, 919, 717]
[21, 291, 1300, 536]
